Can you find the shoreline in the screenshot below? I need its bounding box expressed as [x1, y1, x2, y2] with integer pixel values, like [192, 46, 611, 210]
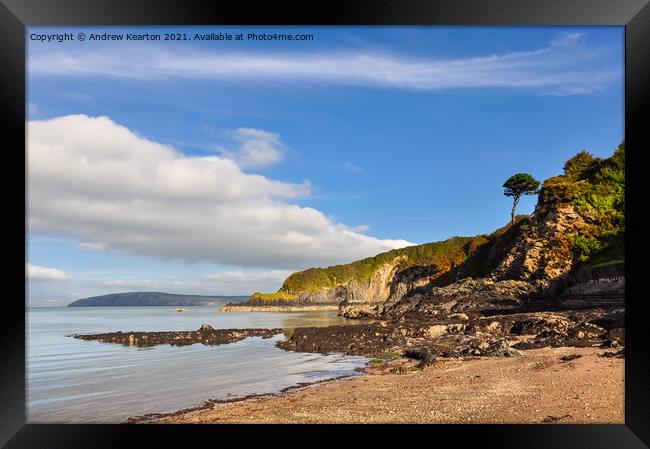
[125, 373, 363, 423]
[139, 346, 624, 424]
[219, 304, 340, 312]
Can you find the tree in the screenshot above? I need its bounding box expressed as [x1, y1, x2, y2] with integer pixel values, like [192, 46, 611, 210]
[563, 150, 598, 179]
[503, 173, 540, 225]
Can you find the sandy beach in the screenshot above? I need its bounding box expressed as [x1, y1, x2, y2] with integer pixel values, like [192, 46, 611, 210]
[146, 346, 624, 424]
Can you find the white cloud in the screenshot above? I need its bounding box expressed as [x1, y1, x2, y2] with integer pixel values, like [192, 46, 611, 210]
[348, 224, 369, 233]
[101, 270, 292, 294]
[219, 128, 284, 168]
[78, 241, 107, 251]
[27, 115, 413, 269]
[28, 33, 620, 95]
[550, 32, 585, 47]
[342, 161, 362, 173]
[26, 263, 71, 280]
[206, 269, 292, 283]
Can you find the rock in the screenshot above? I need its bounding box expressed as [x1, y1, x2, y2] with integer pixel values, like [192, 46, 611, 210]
[274, 307, 617, 361]
[484, 339, 524, 357]
[567, 322, 606, 340]
[509, 313, 572, 336]
[426, 325, 449, 338]
[404, 347, 436, 366]
[491, 204, 589, 286]
[338, 304, 377, 319]
[601, 339, 621, 348]
[73, 326, 283, 347]
[447, 323, 467, 333]
[605, 327, 624, 343]
[381, 278, 533, 321]
[199, 323, 215, 332]
[276, 323, 400, 357]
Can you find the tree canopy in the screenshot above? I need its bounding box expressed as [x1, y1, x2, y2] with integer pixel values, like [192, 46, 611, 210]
[503, 173, 540, 198]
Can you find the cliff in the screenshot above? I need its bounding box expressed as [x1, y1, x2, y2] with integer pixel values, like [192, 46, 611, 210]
[231, 143, 624, 315]
[227, 236, 488, 310]
[381, 143, 625, 320]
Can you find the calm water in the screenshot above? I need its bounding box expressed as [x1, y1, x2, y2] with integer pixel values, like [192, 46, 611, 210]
[27, 307, 368, 423]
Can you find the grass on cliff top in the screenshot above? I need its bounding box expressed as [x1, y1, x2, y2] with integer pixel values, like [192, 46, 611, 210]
[242, 291, 299, 306]
[279, 236, 476, 293]
[249, 292, 298, 301]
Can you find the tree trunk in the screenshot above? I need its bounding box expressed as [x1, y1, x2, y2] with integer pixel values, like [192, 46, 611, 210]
[511, 195, 521, 225]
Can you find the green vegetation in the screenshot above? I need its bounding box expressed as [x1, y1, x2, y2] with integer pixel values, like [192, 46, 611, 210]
[250, 292, 298, 301]
[280, 236, 477, 293]
[245, 291, 298, 305]
[572, 235, 605, 262]
[579, 231, 624, 269]
[503, 173, 541, 224]
[540, 143, 624, 266]
[368, 359, 384, 365]
[434, 215, 530, 283]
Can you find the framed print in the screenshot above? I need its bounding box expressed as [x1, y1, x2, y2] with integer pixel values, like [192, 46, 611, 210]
[1, 0, 649, 447]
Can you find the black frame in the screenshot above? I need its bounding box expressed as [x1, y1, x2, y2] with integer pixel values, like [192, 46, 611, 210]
[2, 0, 649, 447]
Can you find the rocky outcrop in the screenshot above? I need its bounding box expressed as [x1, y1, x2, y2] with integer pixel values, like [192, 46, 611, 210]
[380, 278, 534, 321]
[72, 324, 283, 347]
[490, 205, 590, 287]
[384, 265, 445, 304]
[276, 308, 624, 359]
[338, 303, 379, 319]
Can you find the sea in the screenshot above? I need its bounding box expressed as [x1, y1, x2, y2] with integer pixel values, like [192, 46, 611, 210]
[27, 306, 369, 423]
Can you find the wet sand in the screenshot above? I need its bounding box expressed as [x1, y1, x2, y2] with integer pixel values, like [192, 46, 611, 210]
[146, 346, 624, 424]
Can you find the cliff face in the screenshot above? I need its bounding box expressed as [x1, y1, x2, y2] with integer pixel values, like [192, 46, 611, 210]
[490, 204, 588, 286]
[290, 256, 407, 304]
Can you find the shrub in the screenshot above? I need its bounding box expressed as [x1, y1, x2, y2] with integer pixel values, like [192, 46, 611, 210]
[563, 150, 599, 179]
[572, 235, 604, 262]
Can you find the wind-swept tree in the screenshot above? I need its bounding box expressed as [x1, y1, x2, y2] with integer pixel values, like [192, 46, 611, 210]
[503, 173, 540, 225]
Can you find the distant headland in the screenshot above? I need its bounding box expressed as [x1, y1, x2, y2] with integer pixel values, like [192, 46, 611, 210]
[68, 291, 248, 307]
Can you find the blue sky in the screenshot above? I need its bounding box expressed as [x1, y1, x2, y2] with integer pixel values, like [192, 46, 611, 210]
[26, 26, 624, 305]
